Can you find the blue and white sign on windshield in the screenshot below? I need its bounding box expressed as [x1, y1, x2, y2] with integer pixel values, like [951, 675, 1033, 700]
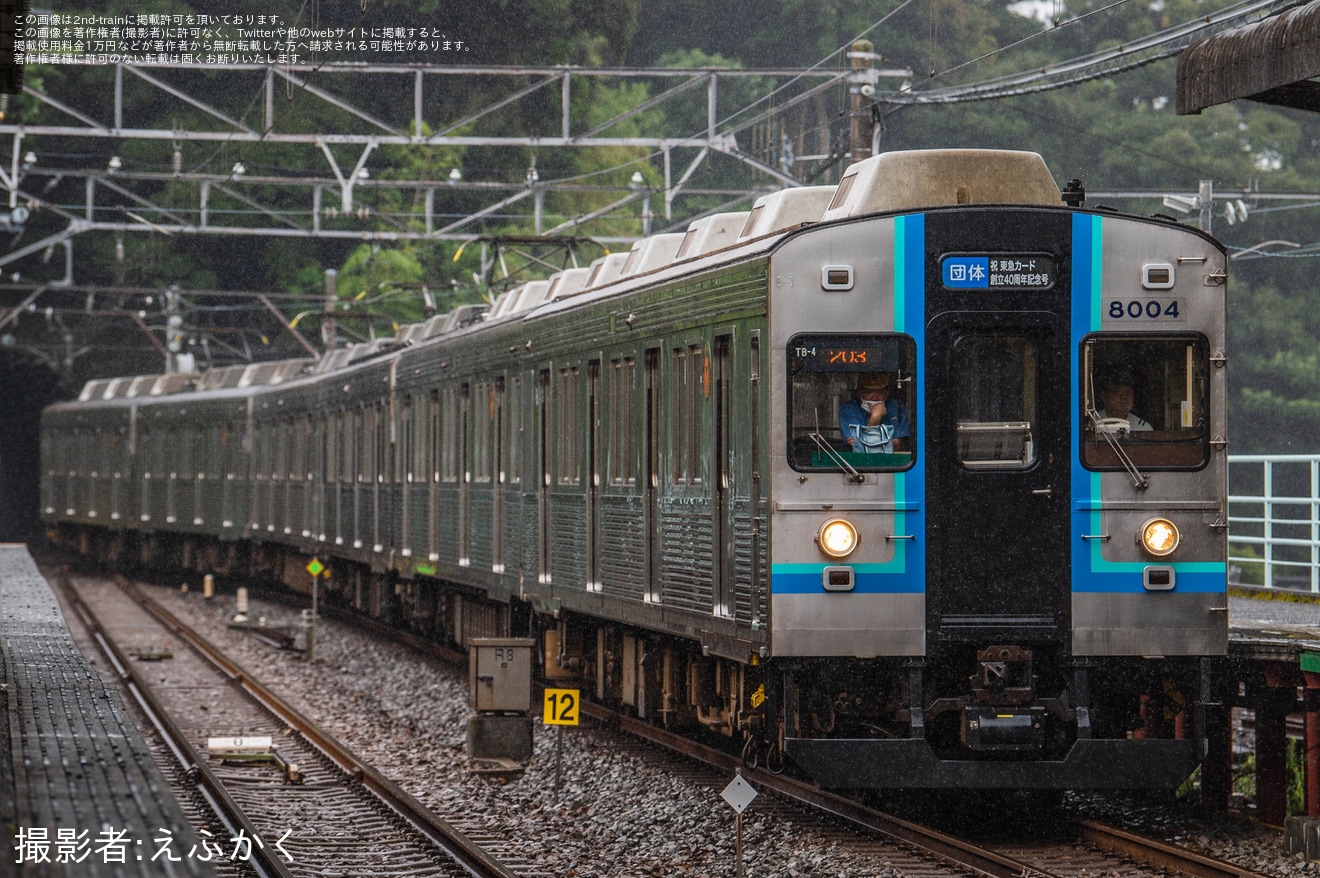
[941, 254, 1055, 290]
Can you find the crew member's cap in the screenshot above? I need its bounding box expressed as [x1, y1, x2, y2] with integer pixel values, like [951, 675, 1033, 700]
[856, 373, 891, 392]
[1096, 367, 1136, 390]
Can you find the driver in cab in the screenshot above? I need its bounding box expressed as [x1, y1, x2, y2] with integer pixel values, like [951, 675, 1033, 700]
[1095, 369, 1152, 432]
[839, 373, 911, 453]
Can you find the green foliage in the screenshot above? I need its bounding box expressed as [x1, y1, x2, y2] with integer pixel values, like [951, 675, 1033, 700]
[1233, 739, 1307, 817]
[333, 244, 429, 330]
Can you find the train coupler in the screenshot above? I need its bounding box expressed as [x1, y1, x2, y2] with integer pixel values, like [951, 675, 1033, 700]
[961, 706, 1046, 752]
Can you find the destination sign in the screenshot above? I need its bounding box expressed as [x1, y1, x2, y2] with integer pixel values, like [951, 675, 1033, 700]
[790, 334, 903, 373]
[942, 254, 1056, 290]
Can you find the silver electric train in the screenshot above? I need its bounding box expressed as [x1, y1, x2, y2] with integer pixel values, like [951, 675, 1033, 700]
[42, 148, 1228, 790]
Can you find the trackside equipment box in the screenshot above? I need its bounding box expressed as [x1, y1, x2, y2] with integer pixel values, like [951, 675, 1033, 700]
[468, 638, 535, 713]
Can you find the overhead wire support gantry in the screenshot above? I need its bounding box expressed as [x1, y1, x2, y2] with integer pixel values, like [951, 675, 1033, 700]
[0, 61, 891, 257]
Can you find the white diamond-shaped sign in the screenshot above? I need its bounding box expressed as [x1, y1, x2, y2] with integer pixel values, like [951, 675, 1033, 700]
[721, 773, 758, 814]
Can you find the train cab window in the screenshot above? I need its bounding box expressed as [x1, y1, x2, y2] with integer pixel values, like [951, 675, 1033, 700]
[787, 333, 916, 472]
[952, 335, 1039, 470]
[1081, 334, 1209, 470]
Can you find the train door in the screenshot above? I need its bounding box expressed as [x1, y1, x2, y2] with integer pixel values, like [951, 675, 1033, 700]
[491, 377, 505, 574]
[365, 406, 377, 549]
[376, 401, 390, 552]
[537, 368, 551, 585]
[165, 426, 179, 525]
[399, 396, 412, 556]
[587, 359, 601, 591]
[644, 349, 660, 603]
[317, 414, 330, 543]
[925, 313, 1071, 638]
[503, 375, 522, 580]
[351, 407, 363, 548]
[713, 335, 733, 616]
[459, 382, 471, 566]
[428, 389, 440, 563]
[292, 417, 306, 538]
[334, 411, 344, 542]
[112, 424, 126, 524]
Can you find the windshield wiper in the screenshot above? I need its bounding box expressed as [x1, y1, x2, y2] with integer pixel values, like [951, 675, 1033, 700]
[812, 408, 863, 482]
[809, 432, 864, 483]
[1087, 407, 1148, 490]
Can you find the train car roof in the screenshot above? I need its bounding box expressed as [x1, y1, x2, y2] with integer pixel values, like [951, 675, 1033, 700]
[545, 267, 591, 301]
[674, 212, 751, 260]
[505, 280, 551, 317]
[315, 346, 356, 372]
[237, 358, 314, 387]
[821, 149, 1061, 221]
[420, 302, 488, 340]
[396, 322, 428, 344]
[488, 286, 520, 319]
[737, 186, 835, 242]
[618, 233, 685, 278]
[72, 371, 200, 404]
[584, 253, 628, 290]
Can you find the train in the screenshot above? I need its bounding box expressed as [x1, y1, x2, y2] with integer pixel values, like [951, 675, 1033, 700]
[40, 148, 1229, 790]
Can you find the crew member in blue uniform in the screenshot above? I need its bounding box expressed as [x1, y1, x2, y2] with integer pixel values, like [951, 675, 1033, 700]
[838, 373, 911, 453]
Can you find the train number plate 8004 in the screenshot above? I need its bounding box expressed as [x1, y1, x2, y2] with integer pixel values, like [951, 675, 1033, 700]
[1103, 298, 1187, 321]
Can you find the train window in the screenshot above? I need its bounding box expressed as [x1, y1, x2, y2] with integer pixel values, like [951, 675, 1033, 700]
[440, 389, 458, 483]
[428, 390, 441, 484]
[273, 422, 287, 481]
[1081, 334, 1209, 470]
[376, 402, 389, 484]
[953, 335, 1038, 470]
[360, 406, 375, 483]
[610, 357, 637, 486]
[672, 345, 706, 485]
[786, 333, 916, 472]
[293, 418, 307, 481]
[508, 377, 522, 486]
[557, 367, 581, 485]
[473, 383, 492, 484]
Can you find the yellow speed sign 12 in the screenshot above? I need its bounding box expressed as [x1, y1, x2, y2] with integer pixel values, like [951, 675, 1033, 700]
[543, 688, 580, 726]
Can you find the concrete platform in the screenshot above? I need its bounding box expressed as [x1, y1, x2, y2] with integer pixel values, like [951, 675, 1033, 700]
[0, 545, 216, 877]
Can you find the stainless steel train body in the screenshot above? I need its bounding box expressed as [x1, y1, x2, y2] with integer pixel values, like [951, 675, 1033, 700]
[41, 149, 1228, 790]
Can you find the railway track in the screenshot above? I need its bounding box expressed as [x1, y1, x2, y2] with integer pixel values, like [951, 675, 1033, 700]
[592, 705, 1267, 878]
[54, 568, 520, 878]
[57, 566, 1268, 878]
[243, 572, 1267, 878]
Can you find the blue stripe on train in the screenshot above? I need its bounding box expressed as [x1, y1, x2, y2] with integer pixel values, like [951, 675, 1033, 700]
[771, 566, 925, 594]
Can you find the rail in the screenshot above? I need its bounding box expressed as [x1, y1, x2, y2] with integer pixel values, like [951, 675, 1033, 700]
[54, 569, 296, 878]
[106, 573, 519, 878]
[1227, 454, 1320, 593]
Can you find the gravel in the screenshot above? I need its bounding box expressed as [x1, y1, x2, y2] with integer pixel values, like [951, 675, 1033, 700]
[149, 587, 904, 877]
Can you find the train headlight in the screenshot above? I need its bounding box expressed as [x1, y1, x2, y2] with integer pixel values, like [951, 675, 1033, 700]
[1139, 517, 1180, 557]
[817, 518, 859, 559]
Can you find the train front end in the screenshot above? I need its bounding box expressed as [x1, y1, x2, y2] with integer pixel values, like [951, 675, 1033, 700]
[764, 150, 1227, 789]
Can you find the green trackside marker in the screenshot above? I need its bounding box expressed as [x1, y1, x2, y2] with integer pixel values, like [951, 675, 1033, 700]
[415, 564, 436, 576]
[1302, 651, 1320, 675]
[305, 559, 324, 662]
